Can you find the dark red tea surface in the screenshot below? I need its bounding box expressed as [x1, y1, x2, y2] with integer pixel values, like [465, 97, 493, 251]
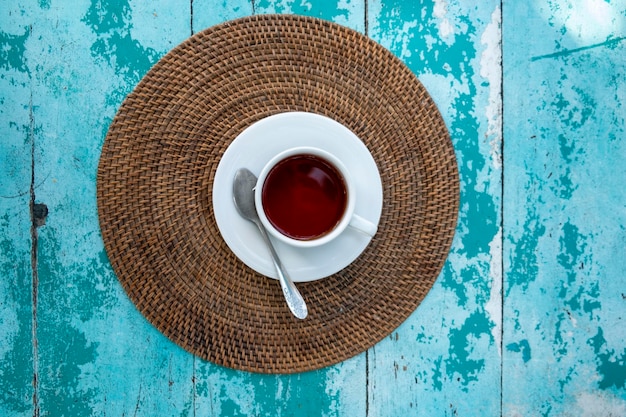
[262, 154, 347, 241]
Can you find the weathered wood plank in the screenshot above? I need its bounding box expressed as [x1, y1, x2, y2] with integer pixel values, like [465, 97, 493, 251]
[0, 5, 35, 416]
[367, 0, 503, 415]
[503, 1, 626, 415]
[26, 0, 193, 415]
[9, 1, 624, 416]
[189, 2, 368, 416]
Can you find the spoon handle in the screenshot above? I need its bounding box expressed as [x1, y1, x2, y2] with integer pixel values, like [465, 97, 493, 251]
[255, 221, 308, 319]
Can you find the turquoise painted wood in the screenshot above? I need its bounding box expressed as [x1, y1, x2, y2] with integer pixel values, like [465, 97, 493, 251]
[367, 1, 503, 415]
[1, 0, 624, 416]
[502, 1, 626, 416]
[0, 10, 34, 413]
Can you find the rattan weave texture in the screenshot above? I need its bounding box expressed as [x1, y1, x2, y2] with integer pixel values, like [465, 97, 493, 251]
[97, 14, 459, 373]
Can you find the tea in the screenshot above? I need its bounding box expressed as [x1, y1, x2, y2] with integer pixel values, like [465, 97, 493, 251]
[261, 154, 347, 240]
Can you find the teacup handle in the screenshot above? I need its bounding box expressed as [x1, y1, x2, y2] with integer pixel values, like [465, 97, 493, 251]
[348, 214, 378, 237]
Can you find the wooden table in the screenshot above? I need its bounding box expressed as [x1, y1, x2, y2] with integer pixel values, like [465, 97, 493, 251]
[2, 1, 625, 415]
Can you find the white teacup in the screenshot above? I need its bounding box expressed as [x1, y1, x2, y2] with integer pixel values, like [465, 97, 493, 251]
[255, 146, 377, 248]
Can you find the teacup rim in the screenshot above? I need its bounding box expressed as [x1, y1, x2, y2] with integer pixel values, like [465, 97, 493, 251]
[254, 146, 356, 248]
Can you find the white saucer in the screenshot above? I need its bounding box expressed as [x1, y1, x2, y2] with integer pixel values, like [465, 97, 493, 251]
[212, 112, 383, 282]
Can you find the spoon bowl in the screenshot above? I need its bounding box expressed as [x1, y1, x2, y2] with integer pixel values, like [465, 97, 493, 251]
[232, 168, 308, 319]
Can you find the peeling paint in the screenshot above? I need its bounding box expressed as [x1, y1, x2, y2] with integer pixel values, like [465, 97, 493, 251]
[574, 391, 626, 417]
[192, 0, 252, 33]
[558, 221, 586, 280]
[3, 1, 625, 416]
[38, 327, 98, 416]
[503, 0, 626, 415]
[255, 0, 365, 33]
[190, 360, 352, 417]
[556, 221, 603, 320]
[433, 0, 454, 39]
[536, 0, 625, 49]
[445, 310, 492, 389]
[588, 328, 626, 391]
[506, 198, 546, 295]
[367, 1, 501, 414]
[0, 214, 33, 414]
[485, 228, 502, 354]
[506, 340, 531, 363]
[0, 28, 30, 74]
[479, 6, 502, 170]
[82, 0, 160, 106]
[34, 229, 113, 415]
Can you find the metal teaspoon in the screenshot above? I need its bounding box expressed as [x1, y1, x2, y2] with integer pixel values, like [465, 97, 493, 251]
[232, 168, 308, 319]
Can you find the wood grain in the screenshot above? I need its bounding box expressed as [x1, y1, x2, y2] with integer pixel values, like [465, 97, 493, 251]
[503, 1, 626, 416]
[1, 0, 624, 415]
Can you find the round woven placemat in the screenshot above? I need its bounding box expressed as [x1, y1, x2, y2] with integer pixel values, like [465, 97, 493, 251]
[97, 14, 458, 374]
